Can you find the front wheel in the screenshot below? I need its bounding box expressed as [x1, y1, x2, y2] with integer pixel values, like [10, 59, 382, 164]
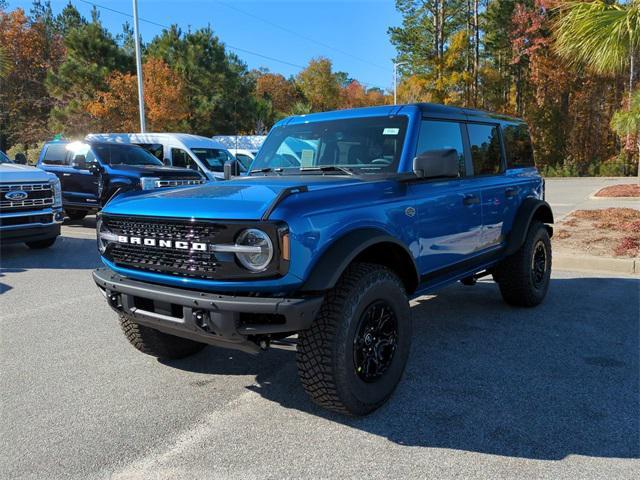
[296, 263, 411, 416]
[494, 221, 552, 307]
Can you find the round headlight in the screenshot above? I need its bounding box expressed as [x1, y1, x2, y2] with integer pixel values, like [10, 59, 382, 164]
[235, 229, 273, 272]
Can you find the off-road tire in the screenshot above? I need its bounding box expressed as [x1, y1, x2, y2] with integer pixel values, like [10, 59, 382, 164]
[493, 221, 552, 307]
[25, 237, 57, 249]
[119, 313, 206, 359]
[296, 262, 411, 416]
[65, 209, 87, 221]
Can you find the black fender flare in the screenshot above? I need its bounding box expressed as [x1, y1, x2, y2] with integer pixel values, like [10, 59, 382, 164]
[504, 198, 554, 256]
[300, 228, 419, 293]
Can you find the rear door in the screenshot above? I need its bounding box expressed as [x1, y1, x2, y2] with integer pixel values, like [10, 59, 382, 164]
[461, 122, 517, 251]
[38, 143, 69, 185]
[410, 119, 482, 275]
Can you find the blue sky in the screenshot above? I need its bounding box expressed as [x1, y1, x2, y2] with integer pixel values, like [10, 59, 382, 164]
[8, 0, 401, 90]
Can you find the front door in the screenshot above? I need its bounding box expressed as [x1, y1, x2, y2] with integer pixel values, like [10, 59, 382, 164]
[62, 148, 100, 207]
[410, 119, 482, 275]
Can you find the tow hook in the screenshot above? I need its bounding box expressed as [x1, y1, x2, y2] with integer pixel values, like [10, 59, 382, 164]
[107, 292, 121, 309]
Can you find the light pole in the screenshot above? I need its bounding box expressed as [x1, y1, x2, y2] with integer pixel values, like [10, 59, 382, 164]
[393, 61, 408, 105]
[132, 0, 146, 133]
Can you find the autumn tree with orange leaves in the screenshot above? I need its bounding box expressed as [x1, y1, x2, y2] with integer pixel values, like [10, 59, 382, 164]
[87, 58, 189, 132]
[0, 7, 63, 149]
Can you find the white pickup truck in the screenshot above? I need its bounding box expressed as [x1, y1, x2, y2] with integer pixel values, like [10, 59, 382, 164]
[0, 151, 63, 249]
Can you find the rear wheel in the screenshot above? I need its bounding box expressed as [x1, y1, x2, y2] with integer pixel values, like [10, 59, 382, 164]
[65, 209, 87, 221]
[296, 263, 411, 415]
[494, 221, 552, 307]
[119, 313, 206, 359]
[25, 237, 57, 249]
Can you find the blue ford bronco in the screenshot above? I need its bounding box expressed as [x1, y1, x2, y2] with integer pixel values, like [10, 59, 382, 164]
[92, 103, 553, 415]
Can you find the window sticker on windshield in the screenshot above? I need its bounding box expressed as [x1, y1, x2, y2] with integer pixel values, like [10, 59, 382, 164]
[383, 128, 400, 135]
[301, 149, 315, 167]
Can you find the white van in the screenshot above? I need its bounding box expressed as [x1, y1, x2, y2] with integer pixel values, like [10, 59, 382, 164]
[85, 133, 235, 181]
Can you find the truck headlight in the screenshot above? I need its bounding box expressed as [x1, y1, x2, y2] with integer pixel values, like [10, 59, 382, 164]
[50, 177, 62, 207]
[140, 177, 159, 190]
[234, 229, 273, 272]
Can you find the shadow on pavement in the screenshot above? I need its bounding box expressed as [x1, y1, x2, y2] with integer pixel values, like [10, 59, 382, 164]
[165, 276, 639, 461]
[0, 236, 100, 271]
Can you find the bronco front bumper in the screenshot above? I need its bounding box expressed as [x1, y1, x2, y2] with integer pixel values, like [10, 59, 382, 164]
[92, 268, 323, 353]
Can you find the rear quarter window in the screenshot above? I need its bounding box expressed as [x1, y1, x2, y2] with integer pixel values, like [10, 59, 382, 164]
[42, 144, 68, 165]
[503, 124, 535, 168]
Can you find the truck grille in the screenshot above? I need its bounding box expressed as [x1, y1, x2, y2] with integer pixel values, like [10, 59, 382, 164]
[155, 178, 205, 188]
[0, 183, 53, 211]
[103, 216, 225, 279]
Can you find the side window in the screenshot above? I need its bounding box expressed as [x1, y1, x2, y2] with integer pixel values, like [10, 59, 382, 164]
[171, 148, 196, 170]
[503, 124, 534, 168]
[42, 144, 68, 165]
[467, 123, 503, 175]
[137, 143, 164, 162]
[416, 120, 466, 176]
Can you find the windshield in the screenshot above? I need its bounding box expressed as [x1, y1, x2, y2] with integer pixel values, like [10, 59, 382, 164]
[251, 116, 408, 175]
[92, 144, 164, 166]
[192, 148, 235, 172]
[0, 151, 11, 164]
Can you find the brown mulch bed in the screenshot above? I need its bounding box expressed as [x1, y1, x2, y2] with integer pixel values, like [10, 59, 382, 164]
[553, 208, 640, 258]
[594, 184, 640, 198]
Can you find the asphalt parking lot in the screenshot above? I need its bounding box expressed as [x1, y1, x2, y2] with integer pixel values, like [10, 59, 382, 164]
[1, 213, 638, 480]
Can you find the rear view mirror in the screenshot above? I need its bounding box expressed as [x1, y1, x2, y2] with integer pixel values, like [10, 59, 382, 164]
[223, 159, 240, 180]
[71, 155, 87, 170]
[14, 153, 27, 165]
[413, 149, 459, 179]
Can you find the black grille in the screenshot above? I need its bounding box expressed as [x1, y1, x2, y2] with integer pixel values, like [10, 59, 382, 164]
[102, 215, 287, 281]
[104, 216, 225, 279]
[104, 216, 222, 242]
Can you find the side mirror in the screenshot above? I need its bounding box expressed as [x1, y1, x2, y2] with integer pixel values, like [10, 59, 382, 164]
[413, 149, 459, 179]
[14, 153, 27, 165]
[163, 158, 171, 166]
[71, 155, 87, 170]
[223, 159, 240, 180]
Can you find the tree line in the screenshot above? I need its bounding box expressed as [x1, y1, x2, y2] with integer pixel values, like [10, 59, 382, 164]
[390, 0, 638, 175]
[0, 0, 637, 175]
[0, 1, 385, 156]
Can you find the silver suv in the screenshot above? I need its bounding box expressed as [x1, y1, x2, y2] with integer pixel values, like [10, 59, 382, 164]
[0, 151, 63, 249]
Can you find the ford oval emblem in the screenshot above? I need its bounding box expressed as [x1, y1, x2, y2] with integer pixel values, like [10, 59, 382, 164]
[6, 190, 28, 201]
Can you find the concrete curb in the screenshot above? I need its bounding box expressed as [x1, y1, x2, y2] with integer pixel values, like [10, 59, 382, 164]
[554, 253, 639, 275]
[588, 194, 640, 201]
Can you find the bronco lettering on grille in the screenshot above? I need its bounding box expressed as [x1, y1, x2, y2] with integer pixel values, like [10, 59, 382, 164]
[116, 236, 208, 251]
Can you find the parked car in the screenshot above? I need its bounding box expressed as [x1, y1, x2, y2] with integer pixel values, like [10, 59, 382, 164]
[37, 140, 205, 220]
[92, 103, 553, 416]
[86, 133, 235, 181]
[212, 135, 266, 170]
[227, 148, 256, 170]
[1, 150, 63, 248]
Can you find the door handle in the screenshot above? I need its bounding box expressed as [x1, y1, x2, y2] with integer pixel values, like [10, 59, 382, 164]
[505, 187, 518, 198]
[463, 194, 480, 206]
[62, 173, 71, 176]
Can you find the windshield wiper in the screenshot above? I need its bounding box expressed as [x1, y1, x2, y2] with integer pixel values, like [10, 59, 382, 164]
[299, 165, 355, 176]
